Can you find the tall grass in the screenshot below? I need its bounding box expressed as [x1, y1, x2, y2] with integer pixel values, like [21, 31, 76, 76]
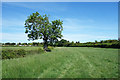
[2, 47, 119, 78]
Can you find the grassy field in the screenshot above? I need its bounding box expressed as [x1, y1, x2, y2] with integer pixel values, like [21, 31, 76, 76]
[2, 47, 119, 78]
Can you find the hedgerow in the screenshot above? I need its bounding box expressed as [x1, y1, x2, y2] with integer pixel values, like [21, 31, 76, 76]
[2, 49, 26, 59]
[2, 48, 45, 59]
[1, 46, 55, 59]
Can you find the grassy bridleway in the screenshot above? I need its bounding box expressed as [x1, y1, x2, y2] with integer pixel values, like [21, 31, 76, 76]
[2, 47, 118, 78]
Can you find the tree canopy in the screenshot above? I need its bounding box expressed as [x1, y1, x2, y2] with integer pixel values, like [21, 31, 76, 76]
[24, 12, 63, 51]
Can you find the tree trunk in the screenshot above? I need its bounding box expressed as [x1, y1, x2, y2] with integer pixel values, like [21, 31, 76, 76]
[43, 39, 48, 51]
[43, 43, 48, 51]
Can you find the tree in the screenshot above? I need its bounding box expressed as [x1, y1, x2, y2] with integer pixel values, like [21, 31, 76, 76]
[28, 43, 33, 46]
[95, 40, 97, 43]
[32, 42, 39, 46]
[24, 12, 63, 51]
[69, 41, 75, 47]
[57, 39, 69, 47]
[17, 43, 21, 45]
[100, 40, 103, 43]
[11, 43, 16, 45]
[5, 43, 10, 45]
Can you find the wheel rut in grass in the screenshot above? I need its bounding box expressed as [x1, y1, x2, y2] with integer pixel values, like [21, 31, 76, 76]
[37, 48, 74, 78]
[77, 48, 101, 78]
[38, 47, 100, 78]
[56, 48, 79, 78]
[79, 52, 95, 77]
[37, 59, 73, 78]
[56, 48, 96, 78]
[57, 60, 74, 78]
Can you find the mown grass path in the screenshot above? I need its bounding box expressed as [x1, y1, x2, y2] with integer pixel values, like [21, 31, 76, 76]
[2, 47, 118, 78]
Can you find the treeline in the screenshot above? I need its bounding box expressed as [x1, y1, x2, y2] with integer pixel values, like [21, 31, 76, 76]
[1, 39, 120, 48]
[1, 42, 43, 47]
[49, 39, 120, 48]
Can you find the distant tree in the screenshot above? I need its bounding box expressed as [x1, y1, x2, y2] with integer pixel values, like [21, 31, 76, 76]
[86, 42, 92, 44]
[5, 43, 10, 45]
[95, 40, 97, 43]
[69, 41, 75, 47]
[21, 43, 27, 45]
[32, 42, 39, 46]
[58, 39, 69, 46]
[17, 43, 21, 45]
[24, 43, 28, 45]
[28, 43, 33, 46]
[25, 12, 63, 51]
[38, 42, 43, 47]
[103, 40, 108, 43]
[100, 40, 103, 43]
[11, 43, 16, 45]
[2, 43, 4, 45]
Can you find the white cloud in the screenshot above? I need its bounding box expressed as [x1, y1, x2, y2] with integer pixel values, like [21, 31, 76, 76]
[64, 18, 94, 24]
[1, 33, 43, 43]
[62, 17, 117, 33]
[63, 18, 95, 32]
[1, 33, 27, 42]
[2, 19, 25, 27]
[62, 18, 118, 42]
[2, 18, 26, 32]
[63, 33, 117, 42]
[1, 32, 117, 43]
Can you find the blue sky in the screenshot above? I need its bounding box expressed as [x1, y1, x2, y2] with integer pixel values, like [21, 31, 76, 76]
[2, 2, 118, 43]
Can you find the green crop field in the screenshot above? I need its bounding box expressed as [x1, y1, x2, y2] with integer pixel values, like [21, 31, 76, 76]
[2, 47, 119, 78]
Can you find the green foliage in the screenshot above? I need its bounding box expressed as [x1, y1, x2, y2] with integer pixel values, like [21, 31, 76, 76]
[2, 47, 45, 59]
[2, 49, 26, 59]
[48, 46, 54, 50]
[38, 48, 44, 53]
[24, 12, 63, 50]
[53, 39, 120, 48]
[16, 49, 26, 57]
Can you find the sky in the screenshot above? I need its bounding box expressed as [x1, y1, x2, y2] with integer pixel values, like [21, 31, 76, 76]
[1, 2, 118, 43]
[1, 0, 120, 2]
